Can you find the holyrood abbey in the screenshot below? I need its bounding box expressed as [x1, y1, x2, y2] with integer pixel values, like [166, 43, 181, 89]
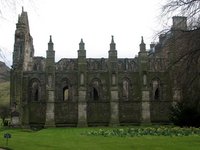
[10, 9, 191, 127]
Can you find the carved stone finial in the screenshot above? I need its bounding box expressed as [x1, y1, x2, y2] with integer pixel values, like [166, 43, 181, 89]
[111, 35, 114, 43]
[141, 36, 144, 44]
[110, 35, 116, 51]
[79, 38, 85, 50]
[49, 35, 52, 43]
[140, 36, 146, 52]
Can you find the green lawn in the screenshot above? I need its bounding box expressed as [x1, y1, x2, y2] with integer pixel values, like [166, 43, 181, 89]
[0, 127, 200, 150]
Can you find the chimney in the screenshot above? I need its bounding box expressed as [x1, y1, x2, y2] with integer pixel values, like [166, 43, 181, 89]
[172, 16, 187, 30]
[150, 43, 155, 49]
[159, 34, 166, 44]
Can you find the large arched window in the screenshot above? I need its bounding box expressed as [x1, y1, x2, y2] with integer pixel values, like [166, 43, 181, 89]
[34, 88, 39, 101]
[151, 79, 161, 100]
[30, 79, 41, 102]
[122, 78, 131, 100]
[61, 78, 72, 101]
[123, 80, 129, 98]
[93, 87, 99, 100]
[90, 79, 102, 101]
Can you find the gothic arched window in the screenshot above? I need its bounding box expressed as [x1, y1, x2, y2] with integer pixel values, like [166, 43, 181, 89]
[93, 87, 99, 100]
[152, 79, 161, 100]
[61, 78, 72, 101]
[34, 89, 39, 101]
[90, 79, 102, 101]
[63, 86, 69, 101]
[30, 79, 41, 102]
[122, 79, 129, 99]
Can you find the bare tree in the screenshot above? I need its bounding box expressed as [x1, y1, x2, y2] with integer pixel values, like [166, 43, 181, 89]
[160, 0, 200, 88]
[162, 0, 200, 29]
[0, 0, 36, 16]
[160, 0, 200, 126]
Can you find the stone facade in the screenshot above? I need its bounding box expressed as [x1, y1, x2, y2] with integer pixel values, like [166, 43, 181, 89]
[10, 10, 186, 127]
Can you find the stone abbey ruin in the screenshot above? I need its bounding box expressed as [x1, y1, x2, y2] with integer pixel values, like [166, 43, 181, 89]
[10, 9, 191, 127]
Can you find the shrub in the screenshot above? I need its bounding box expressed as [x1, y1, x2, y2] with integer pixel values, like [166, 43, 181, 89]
[170, 101, 200, 127]
[86, 127, 200, 137]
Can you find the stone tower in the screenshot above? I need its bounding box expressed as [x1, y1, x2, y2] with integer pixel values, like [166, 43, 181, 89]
[10, 8, 34, 126]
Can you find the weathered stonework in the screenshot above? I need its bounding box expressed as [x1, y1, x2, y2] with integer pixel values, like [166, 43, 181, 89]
[77, 90, 87, 127]
[10, 9, 187, 127]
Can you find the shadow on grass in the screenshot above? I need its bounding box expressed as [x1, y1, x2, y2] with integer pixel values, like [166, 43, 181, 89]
[0, 147, 13, 150]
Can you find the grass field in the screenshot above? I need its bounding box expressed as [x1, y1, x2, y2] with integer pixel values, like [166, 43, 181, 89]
[0, 127, 200, 150]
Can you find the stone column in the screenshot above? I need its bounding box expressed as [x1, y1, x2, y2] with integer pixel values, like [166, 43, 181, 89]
[77, 88, 87, 127]
[109, 89, 119, 126]
[45, 89, 55, 127]
[45, 36, 55, 127]
[108, 36, 119, 126]
[44, 73, 55, 127]
[141, 89, 151, 124]
[77, 39, 87, 127]
[138, 37, 151, 124]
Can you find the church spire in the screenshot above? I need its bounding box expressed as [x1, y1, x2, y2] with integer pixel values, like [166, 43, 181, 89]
[110, 35, 116, 51]
[140, 36, 146, 52]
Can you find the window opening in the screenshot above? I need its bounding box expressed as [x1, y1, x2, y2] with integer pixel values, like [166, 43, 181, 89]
[63, 86, 69, 101]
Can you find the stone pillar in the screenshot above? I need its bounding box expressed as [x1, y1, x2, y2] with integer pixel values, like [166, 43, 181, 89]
[138, 36, 151, 124]
[77, 89, 87, 127]
[108, 36, 119, 126]
[109, 89, 119, 126]
[45, 36, 55, 127]
[77, 39, 88, 127]
[141, 90, 151, 124]
[45, 89, 55, 127]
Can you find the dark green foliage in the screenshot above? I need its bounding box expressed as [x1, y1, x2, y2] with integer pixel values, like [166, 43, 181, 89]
[0, 105, 10, 126]
[170, 100, 200, 127]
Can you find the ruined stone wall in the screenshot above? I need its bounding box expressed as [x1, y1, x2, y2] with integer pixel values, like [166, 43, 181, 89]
[23, 57, 172, 126]
[87, 71, 110, 126]
[118, 72, 141, 124]
[148, 72, 173, 123]
[11, 9, 176, 127]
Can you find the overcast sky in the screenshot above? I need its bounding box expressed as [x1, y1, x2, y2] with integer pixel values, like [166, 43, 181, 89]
[0, 0, 168, 66]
